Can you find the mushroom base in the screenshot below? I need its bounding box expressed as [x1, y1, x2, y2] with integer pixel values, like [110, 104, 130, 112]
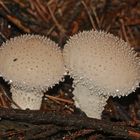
[11, 86, 43, 110]
[73, 83, 107, 119]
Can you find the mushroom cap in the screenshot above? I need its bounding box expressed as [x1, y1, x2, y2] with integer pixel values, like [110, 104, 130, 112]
[64, 30, 140, 97]
[0, 34, 65, 91]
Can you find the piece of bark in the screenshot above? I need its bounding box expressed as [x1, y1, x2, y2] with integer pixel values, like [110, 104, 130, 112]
[0, 120, 78, 139]
[0, 119, 79, 139]
[0, 108, 139, 139]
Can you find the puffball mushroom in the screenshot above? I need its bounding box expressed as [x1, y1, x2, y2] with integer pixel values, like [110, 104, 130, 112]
[64, 30, 140, 119]
[0, 34, 65, 110]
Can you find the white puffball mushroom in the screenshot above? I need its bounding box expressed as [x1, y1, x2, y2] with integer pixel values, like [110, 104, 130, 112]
[64, 30, 140, 119]
[0, 34, 65, 110]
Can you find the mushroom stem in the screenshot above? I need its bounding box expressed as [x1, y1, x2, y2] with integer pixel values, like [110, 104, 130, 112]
[11, 86, 43, 110]
[73, 82, 108, 119]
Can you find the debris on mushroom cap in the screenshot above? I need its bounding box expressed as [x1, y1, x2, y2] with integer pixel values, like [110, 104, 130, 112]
[0, 34, 65, 91]
[64, 30, 140, 97]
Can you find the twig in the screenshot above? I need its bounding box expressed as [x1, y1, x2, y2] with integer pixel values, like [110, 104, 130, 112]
[47, 4, 66, 33]
[29, 0, 49, 23]
[105, 16, 116, 32]
[126, 26, 137, 47]
[90, 6, 100, 29]
[6, 15, 31, 33]
[0, 1, 11, 14]
[99, 14, 105, 29]
[45, 95, 74, 104]
[0, 85, 21, 109]
[129, 130, 140, 140]
[47, 25, 55, 35]
[81, 0, 96, 30]
[119, 19, 129, 43]
[0, 32, 7, 40]
[12, 0, 26, 8]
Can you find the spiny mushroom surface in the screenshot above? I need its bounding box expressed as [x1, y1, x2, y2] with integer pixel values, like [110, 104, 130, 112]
[73, 83, 106, 119]
[0, 34, 65, 110]
[63, 30, 140, 118]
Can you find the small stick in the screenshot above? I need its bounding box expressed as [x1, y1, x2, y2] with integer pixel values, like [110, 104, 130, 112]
[30, 0, 48, 23]
[81, 0, 96, 30]
[47, 4, 66, 33]
[91, 6, 100, 28]
[6, 15, 31, 33]
[0, 85, 22, 109]
[119, 19, 129, 43]
[0, 1, 11, 14]
[45, 95, 74, 104]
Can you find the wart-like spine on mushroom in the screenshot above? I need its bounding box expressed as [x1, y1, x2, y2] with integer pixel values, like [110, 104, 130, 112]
[63, 30, 140, 119]
[0, 34, 65, 110]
